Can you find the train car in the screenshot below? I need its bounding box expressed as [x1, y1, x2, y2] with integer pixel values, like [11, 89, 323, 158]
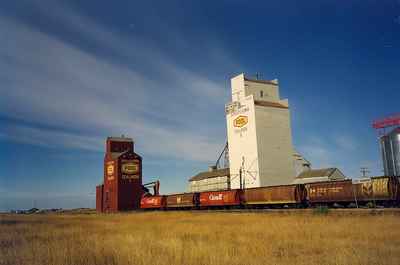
[370, 176, 399, 203]
[352, 176, 399, 206]
[199, 190, 241, 208]
[140, 195, 166, 209]
[352, 179, 374, 203]
[243, 184, 306, 207]
[165, 193, 199, 209]
[306, 180, 357, 206]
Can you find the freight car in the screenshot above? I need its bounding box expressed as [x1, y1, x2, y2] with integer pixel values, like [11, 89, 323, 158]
[165, 193, 199, 209]
[306, 176, 400, 207]
[199, 190, 241, 208]
[370, 176, 399, 203]
[140, 195, 166, 209]
[306, 180, 356, 206]
[138, 176, 400, 211]
[353, 176, 399, 206]
[242, 184, 306, 208]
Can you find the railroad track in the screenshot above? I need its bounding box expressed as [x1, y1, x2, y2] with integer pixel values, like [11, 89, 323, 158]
[138, 207, 400, 215]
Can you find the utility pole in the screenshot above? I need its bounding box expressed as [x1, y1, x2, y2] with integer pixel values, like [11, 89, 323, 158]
[360, 167, 370, 178]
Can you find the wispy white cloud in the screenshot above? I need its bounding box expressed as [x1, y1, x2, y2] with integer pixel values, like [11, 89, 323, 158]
[299, 145, 332, 169]
[0, 2, 236, 162]
[298, 133, 384, 178]
[334, 135, 357, 151]
[1, 124, 104, 152]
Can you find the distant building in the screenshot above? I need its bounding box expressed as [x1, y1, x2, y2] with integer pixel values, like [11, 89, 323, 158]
[293, 150, 311, 177]
[292, 168, 346, 184]
[188, 167, 230, 192]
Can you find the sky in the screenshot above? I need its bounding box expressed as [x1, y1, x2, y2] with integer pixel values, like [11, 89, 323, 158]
[0, 0, 399, 211]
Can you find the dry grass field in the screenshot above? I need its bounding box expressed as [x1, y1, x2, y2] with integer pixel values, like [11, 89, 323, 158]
[1, 210, 400, 265]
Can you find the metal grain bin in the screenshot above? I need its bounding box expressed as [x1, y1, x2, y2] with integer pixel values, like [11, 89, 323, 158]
[243, 184, 305, 205]
[140, 195, 166, 209]
[306, 180, 356, 204]
[380, 127, 400, 176]
[199, 190, 241, 207]
[166, 193, 198, 208]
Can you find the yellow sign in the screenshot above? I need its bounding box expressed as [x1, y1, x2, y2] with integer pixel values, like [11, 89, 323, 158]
[106, 161, 114, 180]
[233, 115, 248, 128]
[122, 163, 139, 174]
[107, 165, 114, 175]
[106, 161, 114, 175]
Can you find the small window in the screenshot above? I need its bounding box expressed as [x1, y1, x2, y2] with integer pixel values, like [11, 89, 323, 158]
[260, 90, 264, 98]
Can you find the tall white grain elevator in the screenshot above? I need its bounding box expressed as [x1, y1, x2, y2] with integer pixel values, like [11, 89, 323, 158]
[225, 73, 296, 188]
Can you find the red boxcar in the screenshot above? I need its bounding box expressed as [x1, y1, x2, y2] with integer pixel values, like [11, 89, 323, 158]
[140, 195, 166, 209]
[199, 190, 241, 207]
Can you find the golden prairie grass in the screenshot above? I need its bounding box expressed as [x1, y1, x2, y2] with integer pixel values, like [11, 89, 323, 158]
[1, 210, 400, 265]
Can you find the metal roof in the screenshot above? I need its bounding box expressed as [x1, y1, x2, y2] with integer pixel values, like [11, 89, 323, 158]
[107, 136, 133, 142]
[297, 168, 339, 179]
[292, 176, 331, 184]
[254, 100, 288, 109]
[244, 77, 278, 86]
[189, 168, 230, 181]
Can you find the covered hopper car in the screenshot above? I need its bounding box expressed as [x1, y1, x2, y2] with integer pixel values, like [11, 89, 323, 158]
[243, 184, 306, 207]
[140, 195, 166, 209]
[306, 180, 356, 205]
[306, 176, 399, 207]
[165, 193, 199, 209]
[199, 190, 241, 208]
[138, 176, 400, 211]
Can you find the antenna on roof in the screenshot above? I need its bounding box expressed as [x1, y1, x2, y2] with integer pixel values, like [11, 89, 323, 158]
[255, 73, 261, 80]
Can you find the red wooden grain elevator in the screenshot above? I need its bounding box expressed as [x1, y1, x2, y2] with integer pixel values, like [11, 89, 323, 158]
[96, 136, 143, 212]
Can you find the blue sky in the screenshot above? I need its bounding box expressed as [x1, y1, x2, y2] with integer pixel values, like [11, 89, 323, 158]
[1, 0, 399, 211]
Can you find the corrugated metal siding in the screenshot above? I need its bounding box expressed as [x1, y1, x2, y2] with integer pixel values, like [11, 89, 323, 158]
[189, 176, 230, 192]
